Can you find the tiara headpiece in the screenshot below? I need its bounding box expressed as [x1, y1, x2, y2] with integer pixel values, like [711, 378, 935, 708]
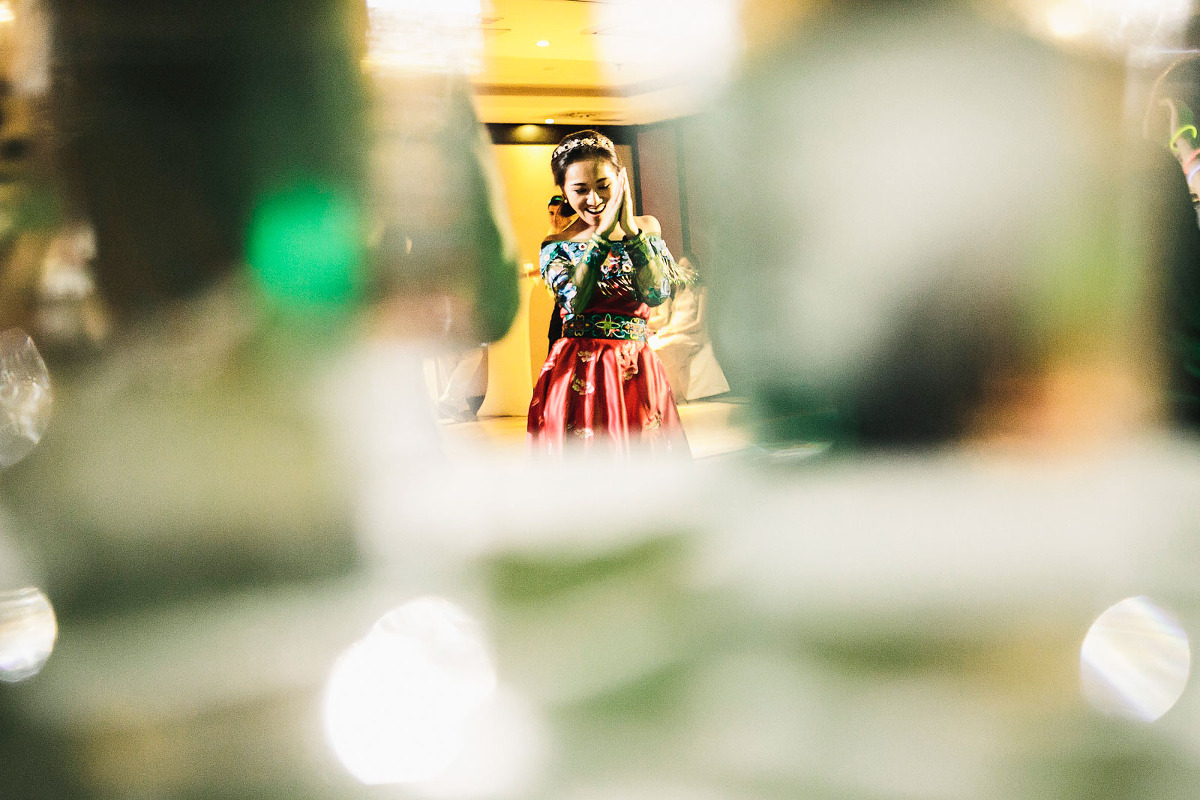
[552, 135, 616, 161]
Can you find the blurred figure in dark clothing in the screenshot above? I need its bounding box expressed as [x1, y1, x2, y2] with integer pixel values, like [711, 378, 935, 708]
[545, 193, 574, 343]
[1141, 141, 1200, 430]
[1144, 56, 1200, 429]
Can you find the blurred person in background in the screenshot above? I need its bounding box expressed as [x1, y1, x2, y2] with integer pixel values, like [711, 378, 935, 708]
[528, 130, 688, 455]
[1143, 55, 1200, 429]
[693, 0, 1160, 452]
[435, 343, 488, 422]
[1148, 55, 1200, 214]
[646, 253, 730, 402]
[545, 192, 575, 343]
[548, 192, 576, 235]
[0, 0, 519, 796]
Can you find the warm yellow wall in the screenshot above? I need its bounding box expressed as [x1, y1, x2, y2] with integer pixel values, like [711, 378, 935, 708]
[493, 144, 559, 268]
[492, 144, 557, 382]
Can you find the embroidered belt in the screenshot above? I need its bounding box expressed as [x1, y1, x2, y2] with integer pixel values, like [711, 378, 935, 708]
[562, 312, 648, 342]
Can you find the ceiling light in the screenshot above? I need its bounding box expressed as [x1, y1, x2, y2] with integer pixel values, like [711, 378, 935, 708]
[514, 125, 542, 141]
[536, 40, 550, 47]
[545, 119, 555, 124]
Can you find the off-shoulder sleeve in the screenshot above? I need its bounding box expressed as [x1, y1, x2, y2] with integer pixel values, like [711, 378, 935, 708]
[626, 234, 674, 307]
[540, 242, 575, 311]
[540, 239, 609, 315]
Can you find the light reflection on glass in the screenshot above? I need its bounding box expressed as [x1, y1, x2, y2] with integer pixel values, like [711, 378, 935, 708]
[0, 587, 57, 682]
[1080, 596, 1190, 722]
[1020, 0, 1191, 52]
[324, 596, 497, 786]
[0, 329, 51, 467]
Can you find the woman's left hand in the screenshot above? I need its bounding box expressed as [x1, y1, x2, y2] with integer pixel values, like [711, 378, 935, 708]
[617, 168, 639, 237]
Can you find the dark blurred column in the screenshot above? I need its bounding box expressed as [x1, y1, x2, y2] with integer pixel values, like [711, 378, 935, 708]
[47, 0, 368, 314]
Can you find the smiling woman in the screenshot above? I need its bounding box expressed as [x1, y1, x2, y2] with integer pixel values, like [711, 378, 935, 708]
[526, 130, 689, 455]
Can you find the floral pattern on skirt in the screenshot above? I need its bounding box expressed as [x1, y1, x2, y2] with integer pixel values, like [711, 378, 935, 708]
[528, 337, 688, 456]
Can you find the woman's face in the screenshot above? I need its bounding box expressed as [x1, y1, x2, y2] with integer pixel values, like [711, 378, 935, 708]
[560, 157, 618, 228]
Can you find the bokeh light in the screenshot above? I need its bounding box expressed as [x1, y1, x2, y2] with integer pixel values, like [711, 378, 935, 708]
[247, 182, 364, 307]
[0, 587, 57, 682]
[0, 329, 51, 468]
[324, 596, 497, 785]
[1021, 0, 1192, 53]
[1081, 596, 1190, 722]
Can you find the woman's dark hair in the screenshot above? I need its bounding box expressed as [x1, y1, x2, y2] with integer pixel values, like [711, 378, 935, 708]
[550, 130, 620, 187]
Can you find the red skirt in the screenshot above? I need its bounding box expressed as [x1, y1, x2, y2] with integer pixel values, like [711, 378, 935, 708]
[527, 337, 689, 456]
